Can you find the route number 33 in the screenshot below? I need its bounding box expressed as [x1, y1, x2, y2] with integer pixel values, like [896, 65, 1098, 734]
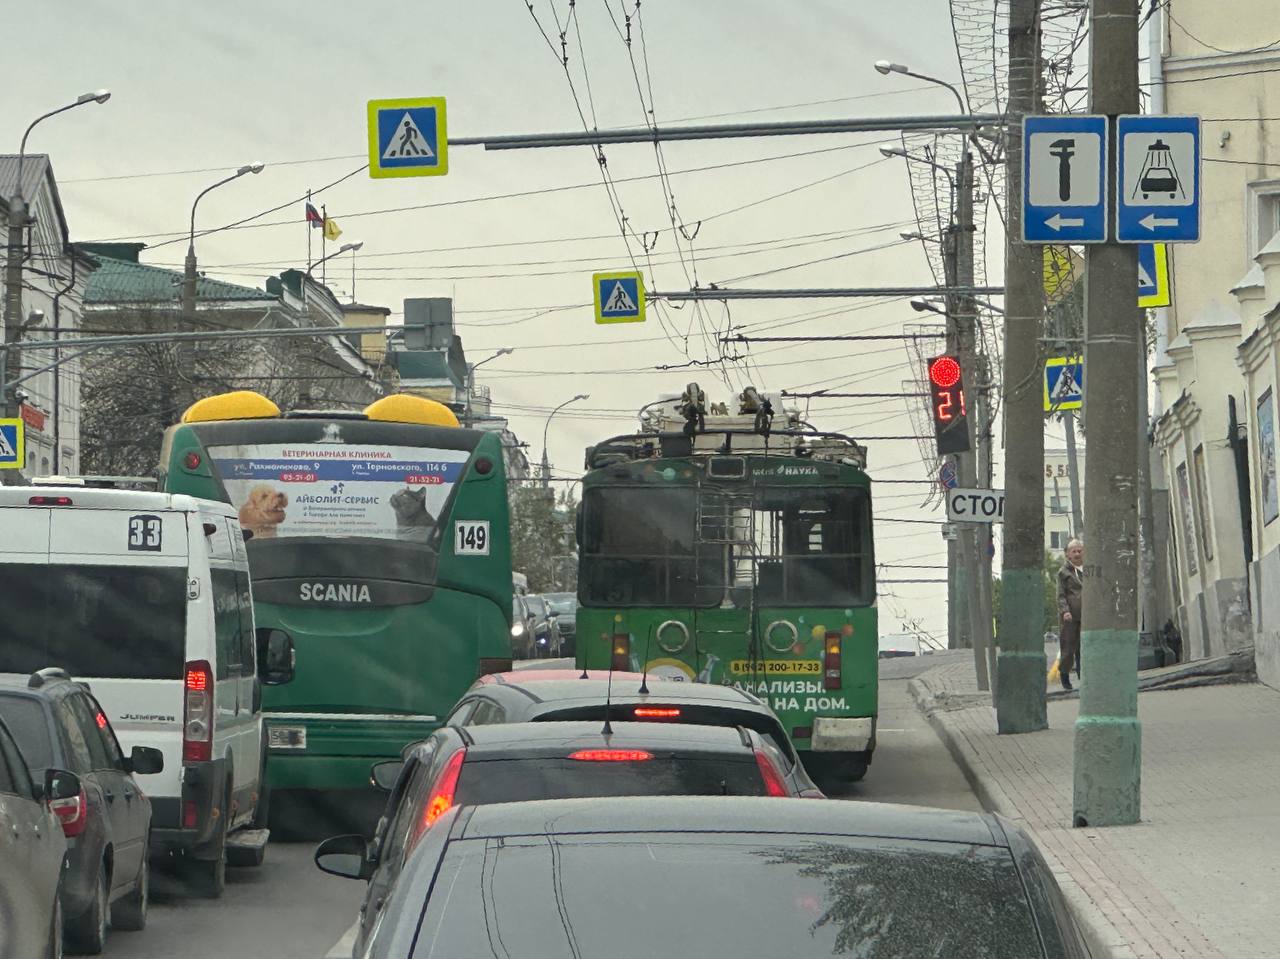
[127, 514, 163, 552]
[454, 521, 490, 556]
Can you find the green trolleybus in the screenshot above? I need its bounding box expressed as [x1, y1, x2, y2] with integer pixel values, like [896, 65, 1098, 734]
[576, 388, 877, 780]
[158, 391, 512, 817]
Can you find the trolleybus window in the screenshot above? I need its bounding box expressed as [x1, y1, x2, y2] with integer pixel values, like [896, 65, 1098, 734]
[580, 488, 723, 606]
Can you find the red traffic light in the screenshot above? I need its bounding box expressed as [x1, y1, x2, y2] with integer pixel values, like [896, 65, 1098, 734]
[928, 355, 962, 389]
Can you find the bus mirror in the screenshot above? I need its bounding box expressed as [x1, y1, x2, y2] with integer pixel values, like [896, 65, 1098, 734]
[257, 629, 296, 685]
[574, 508, 583, 546]
[370, 760, 402, 792]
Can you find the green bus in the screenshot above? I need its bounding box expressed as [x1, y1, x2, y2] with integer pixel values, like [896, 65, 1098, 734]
[575, 391, 878, 780]
[159, 391, 513, 818]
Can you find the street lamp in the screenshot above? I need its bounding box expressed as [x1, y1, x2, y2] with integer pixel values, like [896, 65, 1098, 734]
[307, 241, 363, 277]
[542, 394, 590, 489]
[182, 162, 265, 321]
[4, 90, 112, 449]
[873, 61, 967, 113]
[464, 347, 514, 428]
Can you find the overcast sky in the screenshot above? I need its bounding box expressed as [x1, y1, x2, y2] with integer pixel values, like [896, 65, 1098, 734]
[9, 0, 1002, 640]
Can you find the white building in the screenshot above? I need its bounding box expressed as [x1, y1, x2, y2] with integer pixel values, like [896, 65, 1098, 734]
[1148, 3, 1280, 684]
[0, 155, 95, 477]
[1044, 446, 1085, 553]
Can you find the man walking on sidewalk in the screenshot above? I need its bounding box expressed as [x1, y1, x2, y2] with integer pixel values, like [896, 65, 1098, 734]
[1057, 539, 1084, 691]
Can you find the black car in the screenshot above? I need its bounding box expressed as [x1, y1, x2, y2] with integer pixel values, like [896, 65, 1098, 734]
[320, 796, 1093, 959]
[317, 722, 808, 956]
[543, 592, 577, 655]
[0, 668, 163, 954]
[0, 709, 80, 959]
[452, 671, 823, 796]
[523, 594, 562, 657]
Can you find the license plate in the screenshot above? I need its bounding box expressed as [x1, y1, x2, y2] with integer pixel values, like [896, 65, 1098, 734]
[267, 725, 307, 750]
[728, 660, 822, 675]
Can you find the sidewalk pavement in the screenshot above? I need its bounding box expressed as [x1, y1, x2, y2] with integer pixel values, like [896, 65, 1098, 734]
[910, 654, 1280, 958]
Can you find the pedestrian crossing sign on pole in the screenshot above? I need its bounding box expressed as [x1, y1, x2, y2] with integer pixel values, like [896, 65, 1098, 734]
[1137, 242, 1171, 308]
[367, 97, 448, 179]
[593, 271, 645, 324]
[1044, 356, 1084, 412]
[0, 418, 24, 469]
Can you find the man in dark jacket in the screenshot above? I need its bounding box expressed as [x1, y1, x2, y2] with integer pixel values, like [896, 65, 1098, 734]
[1056, 539, 1084, 690]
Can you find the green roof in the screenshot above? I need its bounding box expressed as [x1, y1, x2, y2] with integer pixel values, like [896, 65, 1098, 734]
[83, 254, 272, 306]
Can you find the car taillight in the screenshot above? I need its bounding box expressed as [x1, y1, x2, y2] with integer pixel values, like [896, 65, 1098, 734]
[50, 788, 88, 838]
[611, 634, 631, 672]
[568, 749, 653, 762]
[183, 801, 199, 829]
[28, 496, 73, 506]
[633, 707, 680, 719]
[754, 748, 789, 797]
[411, 747, 467, 851]
[823, 632, 842, 691]
[183, 660, 213, 762]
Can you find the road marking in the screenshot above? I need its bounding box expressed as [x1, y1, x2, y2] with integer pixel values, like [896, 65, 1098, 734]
[326, 922, 358, 958]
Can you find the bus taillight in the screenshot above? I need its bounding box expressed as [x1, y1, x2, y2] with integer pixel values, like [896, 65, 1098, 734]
[183, 660, 213, 762]
[823, 632, 842, 691]
[611, 634, 631, 672]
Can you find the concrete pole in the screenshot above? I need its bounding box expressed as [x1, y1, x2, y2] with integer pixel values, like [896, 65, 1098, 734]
[1137, 324, 1160, 638]
[2, 196, 26, 486]
[954, 150, 993, 690]
[995, 0, 1049, 733]
[1064, 411, 1085, 536]
[942, 231, 972, 653]
[1073, 0, 1143, 828]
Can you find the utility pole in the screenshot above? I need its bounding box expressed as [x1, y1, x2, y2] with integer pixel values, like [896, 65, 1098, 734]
[994, 0, 1049, 733]
[942, 229, 972, 654]
[2, 191, 26, 486]
[1073, 0, 1143, 827]
[1063, 411, 1085, 536]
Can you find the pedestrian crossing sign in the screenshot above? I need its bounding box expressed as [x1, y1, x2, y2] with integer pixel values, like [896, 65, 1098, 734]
[0, 418, 24, 469]
[367, 97, 448, 179]
[593, 271, 645, 324]
[1044, 356, 1084, 412]
[1138, 242, 1171, 308]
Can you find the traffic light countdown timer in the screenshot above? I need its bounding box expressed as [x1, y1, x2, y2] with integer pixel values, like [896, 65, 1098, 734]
[927, 355, 971, 455]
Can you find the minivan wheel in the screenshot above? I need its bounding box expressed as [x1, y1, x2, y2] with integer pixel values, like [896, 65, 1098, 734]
[111, 851, 148, 931]
[66, 861, 108, 954]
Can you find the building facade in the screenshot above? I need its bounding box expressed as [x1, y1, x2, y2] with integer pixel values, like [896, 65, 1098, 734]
[1044, 445, 1085, 553]
[1148, 3, 1280, 683]
[0, 155, 96, 477]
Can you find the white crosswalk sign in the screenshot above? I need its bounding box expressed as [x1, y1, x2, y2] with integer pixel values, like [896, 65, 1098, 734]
[367, 97, 448, 178]
[593, 270, 645, 324]
[1043, 356, 1084, 411]
[381, 113, 435, 160]
[0, 418, 24, 469]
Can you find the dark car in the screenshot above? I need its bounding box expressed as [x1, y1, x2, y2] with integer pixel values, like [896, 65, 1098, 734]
[543, 592, 577, 656]
[0, 668, 163, 954]
[319, 796, 1093, 959]
[0, 709, 80, 959]
[523, 594, 562, 657]
[509, 595, 536, 659]
[451, 670, 822, 797]
[317, 721, 805, 955]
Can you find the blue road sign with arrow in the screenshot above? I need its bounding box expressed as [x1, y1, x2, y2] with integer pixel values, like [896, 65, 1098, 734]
[1022, 114, 1108, 244]
[1117, 115, 1200, 243]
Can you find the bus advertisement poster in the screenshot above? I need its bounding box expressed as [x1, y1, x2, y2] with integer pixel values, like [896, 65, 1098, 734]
[207, 443, 471, 542]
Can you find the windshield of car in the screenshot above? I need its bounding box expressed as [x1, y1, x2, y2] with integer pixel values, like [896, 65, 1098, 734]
[454, 756, 767, 804]
[0, 564, 188, 680]
[544, 595, 576, 615]
[414, 834, 1040, 958]
[0, 696, 54, 773]
[525, 596, 548, 616]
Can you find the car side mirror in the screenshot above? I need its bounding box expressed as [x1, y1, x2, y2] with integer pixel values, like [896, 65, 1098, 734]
[257, 628, 296, 685]
[44, 768, 81, 802]
[127, 746, 165, 776]
[314, 834, 376, 880]
[370, 760, 402, 792]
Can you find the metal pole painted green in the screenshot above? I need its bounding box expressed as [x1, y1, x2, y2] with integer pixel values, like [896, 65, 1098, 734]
[994, 0, 1048, 733]
[1073, 0, 1142, 827]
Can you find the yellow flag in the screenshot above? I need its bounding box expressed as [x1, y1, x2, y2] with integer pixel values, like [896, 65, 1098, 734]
[323, 217, 342, 241]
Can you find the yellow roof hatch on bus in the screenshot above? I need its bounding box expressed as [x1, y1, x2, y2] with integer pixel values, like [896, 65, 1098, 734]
[182, 391, 281, 424]
[363, 394, 459, 428]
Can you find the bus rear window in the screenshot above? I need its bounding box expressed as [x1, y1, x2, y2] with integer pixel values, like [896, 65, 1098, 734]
[0, 565, 187, 680]
[455, 756, 767, 803]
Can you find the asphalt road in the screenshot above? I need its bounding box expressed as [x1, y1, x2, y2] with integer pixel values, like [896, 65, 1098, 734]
[103, 652, 978, 959]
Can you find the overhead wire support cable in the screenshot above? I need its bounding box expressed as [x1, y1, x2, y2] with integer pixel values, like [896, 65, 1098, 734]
[725, 333, 945, 342]
[654, 285, 1004, 300]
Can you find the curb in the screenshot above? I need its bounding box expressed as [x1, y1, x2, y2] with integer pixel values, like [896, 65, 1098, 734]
[908, 670, 1129, 959]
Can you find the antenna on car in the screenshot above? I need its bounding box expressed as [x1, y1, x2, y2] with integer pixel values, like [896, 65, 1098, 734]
[638, 626, 653, 694]
[602, 646, 616, 736]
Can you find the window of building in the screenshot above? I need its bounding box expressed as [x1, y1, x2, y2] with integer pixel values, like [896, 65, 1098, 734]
[1049, 530, 1069, 550]
[1247, 179, 1280, 260]
[1193, 445, 1214, 561]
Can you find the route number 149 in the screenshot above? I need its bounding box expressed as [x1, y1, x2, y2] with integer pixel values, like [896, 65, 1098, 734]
[454, 521, 490, 556]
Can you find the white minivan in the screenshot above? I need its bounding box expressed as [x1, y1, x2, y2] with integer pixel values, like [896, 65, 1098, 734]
[0, 484, 295, 897]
